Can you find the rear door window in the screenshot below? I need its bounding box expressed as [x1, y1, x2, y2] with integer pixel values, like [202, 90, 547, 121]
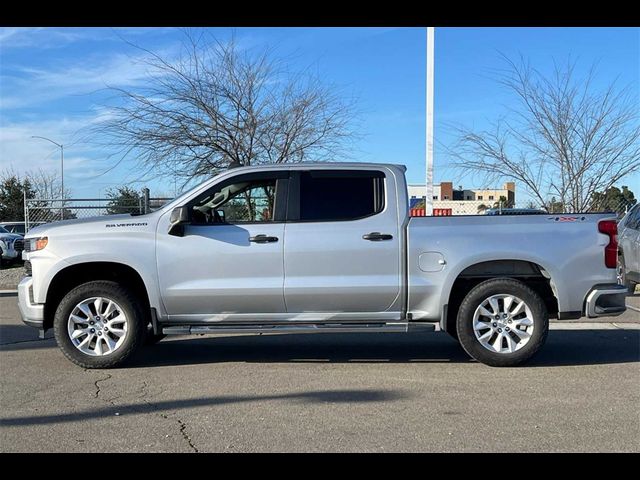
[293, 170, 385, 222]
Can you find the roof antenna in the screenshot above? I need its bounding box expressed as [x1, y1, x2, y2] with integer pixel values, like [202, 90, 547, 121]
[228, 161, 242, 169]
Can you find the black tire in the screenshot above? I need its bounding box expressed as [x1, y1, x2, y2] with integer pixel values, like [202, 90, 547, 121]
[53, 281, 146, 369]
[456, 278, 549, 367]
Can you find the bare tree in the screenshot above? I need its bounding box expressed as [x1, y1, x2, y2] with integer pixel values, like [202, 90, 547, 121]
[90, 32, 357, 187]
[23, 169, 76, 221]
[0, 168, 73, 222]
[448, 56, 640, 213]
[25, 168, 70, 200]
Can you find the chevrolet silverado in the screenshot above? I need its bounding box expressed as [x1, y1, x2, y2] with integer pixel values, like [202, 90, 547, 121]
[18, 163, 627, 368]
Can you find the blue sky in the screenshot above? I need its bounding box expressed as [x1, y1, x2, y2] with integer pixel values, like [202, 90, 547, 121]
[1, 27, 638, 204]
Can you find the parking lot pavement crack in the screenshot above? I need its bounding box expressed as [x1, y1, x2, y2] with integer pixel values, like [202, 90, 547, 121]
[137, 381, 199, 453]
[177, 418, 199, 453]
[94, 374, 112, 400]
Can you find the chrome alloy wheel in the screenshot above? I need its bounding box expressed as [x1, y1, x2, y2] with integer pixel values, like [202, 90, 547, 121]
[472, 294, 534, 354]
[67, 297, 128, 356]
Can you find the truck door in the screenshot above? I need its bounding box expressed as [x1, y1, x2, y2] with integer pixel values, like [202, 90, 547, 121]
[156, 171, 289, 318]
[283, 169, 402, 314]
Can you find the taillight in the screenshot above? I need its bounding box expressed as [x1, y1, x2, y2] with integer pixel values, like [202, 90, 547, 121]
[598, 220, 618, 268]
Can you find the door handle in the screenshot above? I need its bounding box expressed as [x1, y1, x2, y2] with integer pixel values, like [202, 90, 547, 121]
[249, 234, 279, 243]
[362, 232, 393, 241]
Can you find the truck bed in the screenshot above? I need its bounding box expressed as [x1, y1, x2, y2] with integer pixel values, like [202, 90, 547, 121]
[406, 212, 618, 320]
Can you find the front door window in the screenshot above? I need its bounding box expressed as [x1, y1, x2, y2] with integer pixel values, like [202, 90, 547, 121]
[192, 179, 277, 224]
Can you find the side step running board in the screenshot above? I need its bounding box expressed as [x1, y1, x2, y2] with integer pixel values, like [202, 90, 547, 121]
[162, 322, 438, 335]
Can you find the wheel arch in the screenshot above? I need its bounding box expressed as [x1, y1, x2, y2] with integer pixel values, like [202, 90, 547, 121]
[441, 259, 558, 336]
[43, 262, 151, 331]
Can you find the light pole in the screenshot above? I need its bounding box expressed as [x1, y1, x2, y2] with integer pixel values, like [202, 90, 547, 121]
[31, 136, 64, 220]
[425, 27, 435, 216]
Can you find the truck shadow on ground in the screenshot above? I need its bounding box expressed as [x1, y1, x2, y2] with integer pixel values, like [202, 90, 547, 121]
[127, 329, 640, 368]
[0, 324, 55, 350]
[1, 326, 638, 367]
[0, 388, 410, 427]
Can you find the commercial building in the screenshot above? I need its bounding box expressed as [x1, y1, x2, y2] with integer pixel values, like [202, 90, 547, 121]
[407, 181, 516, 215]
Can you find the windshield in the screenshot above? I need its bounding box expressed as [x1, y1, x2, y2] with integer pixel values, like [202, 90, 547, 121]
[0, 226, 9, 234]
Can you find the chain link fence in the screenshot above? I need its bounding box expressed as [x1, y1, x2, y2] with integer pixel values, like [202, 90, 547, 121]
[24, 188, 172, 233]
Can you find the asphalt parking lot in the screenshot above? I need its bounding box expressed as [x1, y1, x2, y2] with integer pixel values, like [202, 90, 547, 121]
[1, 294, 638, 452]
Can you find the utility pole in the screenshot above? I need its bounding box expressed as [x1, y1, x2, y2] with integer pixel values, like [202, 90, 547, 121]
[425, 27, 435, 216]
[23, 188, 28, 233]
[31, 136, 64, 220]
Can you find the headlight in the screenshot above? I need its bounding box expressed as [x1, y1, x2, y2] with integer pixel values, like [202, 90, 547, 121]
[28, 237, 48, 252]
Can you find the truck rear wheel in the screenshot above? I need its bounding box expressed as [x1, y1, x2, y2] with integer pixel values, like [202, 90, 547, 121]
[456, 278, 548, 367]
[53, 281, 146, 369]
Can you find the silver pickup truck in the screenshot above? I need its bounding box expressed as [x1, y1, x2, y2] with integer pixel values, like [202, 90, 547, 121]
[18, 163, 626, 368]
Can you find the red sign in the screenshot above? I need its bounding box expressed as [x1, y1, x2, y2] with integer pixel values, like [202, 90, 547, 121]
[410, 208, 453, 217]
[433, 208, 452, 216]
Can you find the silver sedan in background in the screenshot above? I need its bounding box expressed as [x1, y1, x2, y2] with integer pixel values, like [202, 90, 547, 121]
[618, 203, 640, 294]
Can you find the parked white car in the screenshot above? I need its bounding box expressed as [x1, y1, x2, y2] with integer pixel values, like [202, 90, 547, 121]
[0, 225, 25, 267]
[0, 221, 45, 236]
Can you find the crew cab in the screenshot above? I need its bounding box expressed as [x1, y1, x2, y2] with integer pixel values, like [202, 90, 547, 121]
[18, 163, 626, 368]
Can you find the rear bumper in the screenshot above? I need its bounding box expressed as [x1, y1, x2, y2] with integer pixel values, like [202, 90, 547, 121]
[585, 284, 628, 318]
[18, 277, 44, 329]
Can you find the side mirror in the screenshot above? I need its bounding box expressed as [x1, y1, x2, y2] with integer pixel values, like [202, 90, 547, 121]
[168, 206, 191, 237]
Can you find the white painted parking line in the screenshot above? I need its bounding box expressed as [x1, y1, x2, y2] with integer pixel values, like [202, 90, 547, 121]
[550, 322, 640, 330]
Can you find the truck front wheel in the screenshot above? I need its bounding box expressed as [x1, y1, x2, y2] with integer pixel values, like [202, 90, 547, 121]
[456, 278, 549, 367]
[53, 281, 146, 369]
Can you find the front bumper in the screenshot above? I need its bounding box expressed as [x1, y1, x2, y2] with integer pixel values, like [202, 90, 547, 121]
[18, 276, 44, 329]
[585, 284, 627, 318]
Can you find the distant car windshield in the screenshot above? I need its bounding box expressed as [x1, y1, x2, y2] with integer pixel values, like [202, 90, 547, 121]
[0, 226, 9, 234]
